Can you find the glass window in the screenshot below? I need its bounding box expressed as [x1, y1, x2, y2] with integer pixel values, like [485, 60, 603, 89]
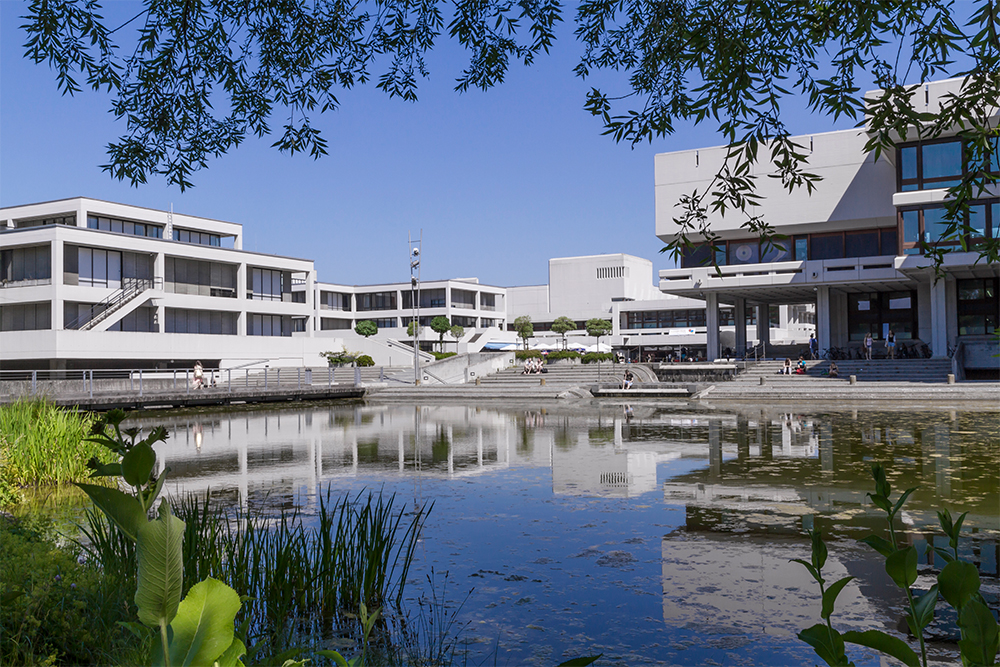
[680, 244, 713, 268]
[845, 231, 879, 258]
[880, 229, 898, 256]
[794, 237, 808, 261]
[715, 245, 727, 266]
[728, 241, 759, 265]
[923, 207, 959, 245]
[901, 210, 920, 254]
[760, 239, 792, 263]
[900, 145, 918, 181]
[921, 141, 963, 183]
[810, 234, 844, 260]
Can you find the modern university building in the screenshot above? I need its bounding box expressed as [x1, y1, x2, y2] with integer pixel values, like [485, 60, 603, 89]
[655, 78, 999, 378]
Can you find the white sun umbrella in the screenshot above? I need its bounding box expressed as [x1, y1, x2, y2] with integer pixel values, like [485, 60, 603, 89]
[531, 342, 560, 351]
[585, 342, 612, 353]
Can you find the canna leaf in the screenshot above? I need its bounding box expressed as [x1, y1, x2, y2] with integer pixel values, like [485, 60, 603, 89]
[316, 651, 349, 667]
[155, 578, 241, 667]
[860, 535, 894, 558]
[867, 492, 892, 514]
[76, 482, 146, 541]
[791, 558, 823, 584]
[810, 529, 828, 571]
[885, 547, 918, 589]
[122, 441, 156, 488]
[136, 502, 185, 629]
[842, 630, 920, 667]
[939, 560, 980, 611]
[890, 487, 916, 517]
[957, 598, 999, 666]
[912, 585, 939, 630]
[555, 656, 604, 667]
[822, 576, 855, 620]
[213, 636, 246, 667]
[799, 623, 849, 666]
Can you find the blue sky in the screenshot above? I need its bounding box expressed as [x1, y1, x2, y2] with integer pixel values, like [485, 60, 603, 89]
[2, 1, 874, 286]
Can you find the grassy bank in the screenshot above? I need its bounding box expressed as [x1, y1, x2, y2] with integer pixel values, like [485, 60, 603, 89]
[0, 400, 112, 507]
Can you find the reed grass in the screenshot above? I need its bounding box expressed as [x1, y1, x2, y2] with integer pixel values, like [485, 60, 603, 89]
[81, 486, 430, 663]
[0, 399, 110, 489]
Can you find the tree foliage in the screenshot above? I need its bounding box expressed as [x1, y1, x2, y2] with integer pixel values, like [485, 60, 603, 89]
[430, 316, 451, 351]
[354, 320, 378, 338]
[513, 315, 533, 349]
[550, 316, 576, 349]
[19, 0, 1000, 266]
[449, 324, 465, 350]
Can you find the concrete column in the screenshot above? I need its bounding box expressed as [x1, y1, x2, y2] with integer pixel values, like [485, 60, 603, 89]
[756, 303, 770, 352]
[930, 278, 948, 356]
[154, 251, 166, 332]
[734, 297, 747, 355]
[816, 286, 831, 353]
[51, 237, 64, 330]
[237, 262, 247, 336]
[705, 292, 719, 361]
[708, 419, 722, 478]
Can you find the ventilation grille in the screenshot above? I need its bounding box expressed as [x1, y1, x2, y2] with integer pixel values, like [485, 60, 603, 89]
[597, 266, 628, 280]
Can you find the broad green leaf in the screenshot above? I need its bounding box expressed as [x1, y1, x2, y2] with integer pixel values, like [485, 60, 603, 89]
[939, 560, 980, 610]
[957, 598, 1000, 666]
[122, 441, 156, 487]
[791, 558, 822, 584]
[822, 576, 855, 620]
[153, 578, 241, 667]
[1, 589, 23, 605]
[316, 650, 349, 667]
[912, 585, 939, 630]
[213, 637, 246, 667]
[76, 482, 146, 541]
[87, 461, 123, 477]
[799, 623, 848, 666]
[811, 530, 828, 571]
[949, 511, 968, 551]
[860, 535, 894, 558]
[136, 502, 185, 629]
[885, 547, 918, 589]
[842, 630, 920, 667]
[867, 492, 892, 513]
[891, 487, 916, 517]
[555, 656, 604, 667]
[118, 621, 152, 640]
[144, 469, 168, 509]
[937, 509, 954, 536]
[930, 546, 955, 563]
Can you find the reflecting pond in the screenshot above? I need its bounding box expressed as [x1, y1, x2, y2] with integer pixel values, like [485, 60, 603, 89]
[133, 402, 999, 666]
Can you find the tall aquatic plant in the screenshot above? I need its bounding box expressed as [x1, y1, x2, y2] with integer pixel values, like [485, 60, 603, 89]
[0, 399, 109, 493]
[796, 463, 999, 667]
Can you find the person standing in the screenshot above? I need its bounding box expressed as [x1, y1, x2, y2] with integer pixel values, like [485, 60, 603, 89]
[886, 330, 896, 359]
[864, 332, 873, 360]
[809, 333, 818, 360]
[193, 360, 204, 389]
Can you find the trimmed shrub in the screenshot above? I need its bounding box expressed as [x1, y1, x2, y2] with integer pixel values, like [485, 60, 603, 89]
[582, 352, 616, 364]
[545, 350, 582, 361]
[431, 352, 457, 360]
[515, 350, 543, 360]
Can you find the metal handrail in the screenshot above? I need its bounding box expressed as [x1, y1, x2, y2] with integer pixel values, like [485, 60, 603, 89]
[66, 277, 161, 330]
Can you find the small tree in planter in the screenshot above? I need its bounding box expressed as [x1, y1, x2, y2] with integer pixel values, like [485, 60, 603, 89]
[551, 316, 576, 350]
[514, 315, 533, 350]
[354, 320, 377, 338]
[430, 316, 451, 352]
[586, 318, 613, 378]
[449, 325, 465, 352]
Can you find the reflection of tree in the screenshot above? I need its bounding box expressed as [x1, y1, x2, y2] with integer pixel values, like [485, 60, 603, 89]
[555, 417, 573, 452]
[431, 428, 450, 463]
[588, 427, 614, 447]
[518, 419, 533, 455]
[356, 439, 379, 463]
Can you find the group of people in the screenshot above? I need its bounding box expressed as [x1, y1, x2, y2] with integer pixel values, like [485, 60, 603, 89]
[521, 357, 546, 374]
[779, 356, 810, 375]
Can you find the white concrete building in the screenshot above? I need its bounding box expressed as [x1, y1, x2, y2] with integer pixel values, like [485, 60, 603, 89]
[655, 78, 1000, 376]
[0, 198, 424, 370]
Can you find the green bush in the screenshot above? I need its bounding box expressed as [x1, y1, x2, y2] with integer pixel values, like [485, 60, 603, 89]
[0, 516, 142, 666]
[356, 354, 375, 367]
[545, 350, 582, 361]
[581, 352, 616, 364]
[515, 350, 543, 360]
[431, 351, 457, 360]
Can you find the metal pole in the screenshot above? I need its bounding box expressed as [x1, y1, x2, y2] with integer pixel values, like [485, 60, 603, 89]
[139, 370, 143, 397]
[298, 367, 301, 389]
[32, 370, 37, 395]
[89, 370, 93, 398]
[130, 370, 134, 393]
[186, 369, 190, 394]
[228, 369, 231, 392]
[264, 368, 268, 390]
[173, 369, 177, 390]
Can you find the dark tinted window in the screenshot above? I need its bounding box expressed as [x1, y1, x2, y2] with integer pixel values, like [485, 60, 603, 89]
[845, 231, 879, 258]
[810, 234, 844, 260]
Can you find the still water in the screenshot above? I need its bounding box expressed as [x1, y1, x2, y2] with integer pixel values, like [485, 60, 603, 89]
[134, 401, 999, 666]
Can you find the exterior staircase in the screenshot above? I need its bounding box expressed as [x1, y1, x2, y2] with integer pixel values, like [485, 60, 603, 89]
[67, 277, 161, 331]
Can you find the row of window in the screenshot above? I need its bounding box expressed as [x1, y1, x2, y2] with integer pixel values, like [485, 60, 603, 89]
[166, 256, 238, 297]
[88, 216, 163, 239]
[0, 302, 51, 331]
[680, 228, 899, 268]
[1, 245, 51, 283]
[900, 201, 999, 253]
[15, 215, 75, 229]
[250, 268, 286, 301]
[174, 228, 221, 246]
[957, 278, 999, 335]
[847, 291, 916, 341]
[897, 137, 999, 192]
[622, 309, 708, 330]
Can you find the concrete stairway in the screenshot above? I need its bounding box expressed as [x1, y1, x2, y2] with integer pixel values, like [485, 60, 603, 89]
[477, 363, 643, 389]
[732, 358, 954, 384]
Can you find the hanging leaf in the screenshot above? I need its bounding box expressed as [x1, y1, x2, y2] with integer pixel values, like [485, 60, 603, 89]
[136, 502, 185, 630]
[76, 482, 146, 541]
[885, 547, 918, 589]
[154, 578, 242, 667]
[842, 630, 920, 667]
[122, 441, 156, 488]
[939, 560, 980, 610]
[822, 576, 855, 620]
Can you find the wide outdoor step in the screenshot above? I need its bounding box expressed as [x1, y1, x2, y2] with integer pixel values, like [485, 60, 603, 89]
[735, 359, 954, 383]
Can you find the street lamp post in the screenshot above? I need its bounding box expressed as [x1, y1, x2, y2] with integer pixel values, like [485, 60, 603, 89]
[409, 232, 422, 385]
